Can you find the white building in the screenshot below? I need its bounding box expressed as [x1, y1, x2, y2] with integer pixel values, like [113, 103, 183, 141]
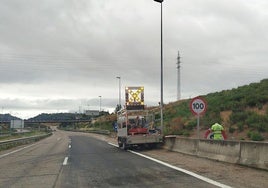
[84, 110, 99, 116]
[10, 119, 24, 129]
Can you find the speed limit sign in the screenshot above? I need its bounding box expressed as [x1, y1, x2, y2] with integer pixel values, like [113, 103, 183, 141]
[190, 96, 207, 115]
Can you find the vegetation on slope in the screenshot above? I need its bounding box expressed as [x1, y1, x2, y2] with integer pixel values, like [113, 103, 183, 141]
[162, 79, 268, 141]
[92, 79, 268, 141]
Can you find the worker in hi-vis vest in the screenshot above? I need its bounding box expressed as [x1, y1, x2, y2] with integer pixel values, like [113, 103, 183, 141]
[211, 123, 224, 140]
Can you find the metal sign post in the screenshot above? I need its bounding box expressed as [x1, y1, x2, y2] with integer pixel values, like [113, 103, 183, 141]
[197, 113, 200, 139]
[190, 96, 207, 139]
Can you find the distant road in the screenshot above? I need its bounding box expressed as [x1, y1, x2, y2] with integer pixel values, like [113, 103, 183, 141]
[0, 130, 228, 188]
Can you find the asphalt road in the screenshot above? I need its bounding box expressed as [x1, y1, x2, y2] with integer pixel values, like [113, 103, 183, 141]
[0, 130, 69, 188]
[0, 130, 228, 188]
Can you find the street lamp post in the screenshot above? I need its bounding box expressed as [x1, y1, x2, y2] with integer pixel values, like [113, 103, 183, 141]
[116, 76, 121, 110]
[98, 96, 102, 112]
[154, 0, 164, 133]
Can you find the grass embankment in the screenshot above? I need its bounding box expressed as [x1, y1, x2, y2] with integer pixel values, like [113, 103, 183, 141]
[90, 79, 268, 141]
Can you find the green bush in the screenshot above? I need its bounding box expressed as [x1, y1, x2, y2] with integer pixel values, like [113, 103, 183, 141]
[186, 120, 196, 130]
[182, 130, 190, 137]
[229, 126, 236, 133]
[247, 131, 264, 141]
[170, 129, 183, 135]
[246, 112, 268, 132]
[237, 122, 244, 132]
[255, 123, 267, 132]
[245, 112, 260, 127]
[203, 111, 222, 127]
[230, 111, 247, 124]
[175, 101, 191, 118]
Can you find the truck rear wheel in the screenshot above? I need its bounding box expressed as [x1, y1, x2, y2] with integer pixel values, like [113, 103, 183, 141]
[122, 141, 128, 150]
[118, 137, 123, 147]
[118, 137, 128, 150]
[118, 142, 123, 148]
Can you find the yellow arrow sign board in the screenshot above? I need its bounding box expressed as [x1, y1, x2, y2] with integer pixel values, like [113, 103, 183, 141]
[125, 86, 144, 110]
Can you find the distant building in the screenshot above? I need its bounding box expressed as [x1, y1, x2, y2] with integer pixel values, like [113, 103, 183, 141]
[84, 110, 99, 116]
[10, 120, 24, 129]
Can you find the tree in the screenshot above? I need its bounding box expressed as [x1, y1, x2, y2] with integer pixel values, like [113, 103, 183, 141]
[114, 104, 122, 113]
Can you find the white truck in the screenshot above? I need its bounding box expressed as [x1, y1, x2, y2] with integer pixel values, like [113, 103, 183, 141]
[117, 86, 163, 150]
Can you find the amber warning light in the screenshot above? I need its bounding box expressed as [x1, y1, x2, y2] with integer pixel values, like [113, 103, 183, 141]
[125, 86, 144, 110]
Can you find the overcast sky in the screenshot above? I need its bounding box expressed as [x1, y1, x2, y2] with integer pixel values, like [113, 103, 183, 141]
[0, 0, 267, 119]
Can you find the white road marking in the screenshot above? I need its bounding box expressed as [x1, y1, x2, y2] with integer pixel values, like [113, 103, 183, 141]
[108, 142, 118, 147]
[68, 145, 71, 148]
[63, 157, 68, 165]
[0, 143, 37, 159]
[108, 142, 232, 188]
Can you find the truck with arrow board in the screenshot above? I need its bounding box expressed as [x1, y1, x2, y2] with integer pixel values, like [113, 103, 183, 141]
[117, 86, 163, 150]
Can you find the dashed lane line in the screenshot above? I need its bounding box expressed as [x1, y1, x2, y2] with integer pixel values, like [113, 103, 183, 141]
[63, 157, 68, 165]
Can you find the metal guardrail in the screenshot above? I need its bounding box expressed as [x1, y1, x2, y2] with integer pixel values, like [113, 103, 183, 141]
[0, 133, 52, 151]
[60, 128, 111, 135]
[85, 129, 111, 135]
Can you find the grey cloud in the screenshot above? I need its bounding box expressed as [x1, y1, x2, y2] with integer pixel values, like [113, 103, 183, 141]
[0, 0, 267, 118]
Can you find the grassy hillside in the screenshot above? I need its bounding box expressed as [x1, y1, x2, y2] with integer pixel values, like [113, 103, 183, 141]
[92, 78, 268, 141]
[166, 79, 268, 140]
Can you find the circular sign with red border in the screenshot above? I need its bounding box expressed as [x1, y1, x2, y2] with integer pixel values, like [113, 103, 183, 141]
[190, 96, 207, 115]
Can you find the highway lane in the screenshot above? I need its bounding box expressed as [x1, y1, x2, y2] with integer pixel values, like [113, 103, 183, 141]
[56, 135, 221, 188]
[0, 130, 229, 188]
[0, 130, 70, 188]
